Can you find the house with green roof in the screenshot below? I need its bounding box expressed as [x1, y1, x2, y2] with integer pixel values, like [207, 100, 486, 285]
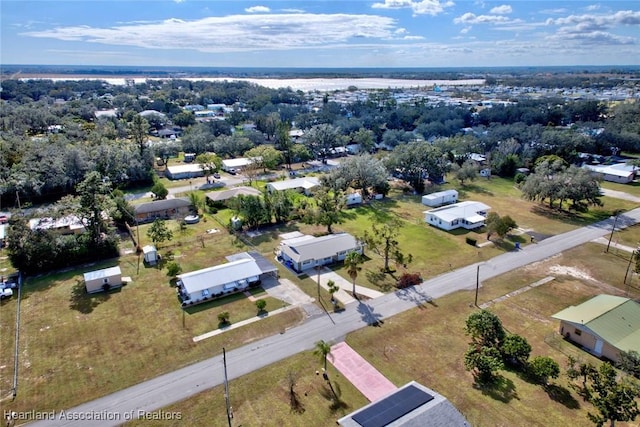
[551, 294, 640, 363]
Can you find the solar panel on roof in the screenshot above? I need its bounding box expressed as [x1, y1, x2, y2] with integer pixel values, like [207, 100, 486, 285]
[352, 384, 434, 427]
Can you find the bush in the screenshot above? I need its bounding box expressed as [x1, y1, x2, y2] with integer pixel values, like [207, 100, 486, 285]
[514, 173, 527, 184]
[396, 273, 422, 289]
[466, 237, 477, 246]
[528, 356, 560, 385]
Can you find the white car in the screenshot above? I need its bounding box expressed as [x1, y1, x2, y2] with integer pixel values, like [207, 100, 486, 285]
[0, 287, 13, 299]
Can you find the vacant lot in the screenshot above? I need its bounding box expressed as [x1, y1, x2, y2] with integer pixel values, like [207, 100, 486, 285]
[130, 242, 639, 426]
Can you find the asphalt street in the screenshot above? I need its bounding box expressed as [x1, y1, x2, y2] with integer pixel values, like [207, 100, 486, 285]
[26, 207, 640, 427]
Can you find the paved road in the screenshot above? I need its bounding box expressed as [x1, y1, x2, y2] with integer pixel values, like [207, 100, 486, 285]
[27, 208, 640, 426]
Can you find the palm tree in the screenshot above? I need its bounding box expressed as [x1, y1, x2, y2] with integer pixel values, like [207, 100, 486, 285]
[314, 340, 332, 371]
[345, 251, 363, 299]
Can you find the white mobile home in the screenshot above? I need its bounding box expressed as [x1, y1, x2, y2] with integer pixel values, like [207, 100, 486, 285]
[84, 266, 122, 294]
[165, 164, 205, 180]
[266, 177, 320, 195]
[421, 189, 458, 207]
[222, 158, 255, 172]
[345, 193, 363, 206]
[424, 201, 490, 231]
[584, 163, 636, 184]
[278, 233, 363, 273]
[176, 254, 278, 306]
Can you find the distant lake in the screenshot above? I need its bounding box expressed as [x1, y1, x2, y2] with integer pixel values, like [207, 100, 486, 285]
[32, 76, 485, 91]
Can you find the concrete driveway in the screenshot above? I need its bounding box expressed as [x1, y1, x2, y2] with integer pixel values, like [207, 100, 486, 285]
[310, 268, 384, 305]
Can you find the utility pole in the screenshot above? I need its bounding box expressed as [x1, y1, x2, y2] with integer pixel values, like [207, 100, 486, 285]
[474, 264, 480, 307]
[223, 348, 232, 427]
[606, 212, 620, 253]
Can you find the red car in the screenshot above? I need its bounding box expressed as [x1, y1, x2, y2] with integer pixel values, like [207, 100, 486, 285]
[0, 215, 8, 224]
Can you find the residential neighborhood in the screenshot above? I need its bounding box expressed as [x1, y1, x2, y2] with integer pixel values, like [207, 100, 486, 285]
[1, 68, 640, 427]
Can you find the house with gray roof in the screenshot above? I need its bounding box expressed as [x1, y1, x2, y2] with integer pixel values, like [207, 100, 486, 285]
[552, 294, 640, 363]
[278, 233, 362, 273]
[338, 381, 468, 427]
[205, 186, 262, 203]
[176, 253, 278, 307]
[134, 198, 191, 223]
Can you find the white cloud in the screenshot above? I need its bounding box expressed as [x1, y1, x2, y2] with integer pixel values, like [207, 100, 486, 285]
[174, 0, 186, 3]
[403, 35, 425, 40]
[22, 14, 400, 53]
[454, 13, 511, 24]
[245, 6, 270, 13]
[371, 0, 454, 16]
[460, 26, 471, 34]
[281, 9, 305, 13]
[548, 10, 640, 28]
[489, 5, 512, 15]
[585, 4, 600, 12]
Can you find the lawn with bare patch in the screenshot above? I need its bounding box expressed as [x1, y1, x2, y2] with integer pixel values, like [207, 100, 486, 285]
[131, 243, 640, 427]
[0, 228, 305, 413]
[126, 352, 368, 427]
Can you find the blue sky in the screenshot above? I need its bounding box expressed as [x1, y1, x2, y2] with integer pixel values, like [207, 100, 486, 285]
[1, 1, 639, 68]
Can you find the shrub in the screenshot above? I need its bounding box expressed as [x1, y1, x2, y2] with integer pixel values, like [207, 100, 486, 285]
[528, 356, 560, 385]
[217, 311, 230, 325]
[466, 237, 477, 246]
[514, 173, 526, 184]
[396, 273, 422, 289]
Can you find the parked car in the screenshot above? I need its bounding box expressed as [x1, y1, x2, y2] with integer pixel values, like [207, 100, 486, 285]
[0, 215, 8, 224]
[227, 168, 237, 175]
[213, 172, 221, 179]
[0, 286, 13, 300]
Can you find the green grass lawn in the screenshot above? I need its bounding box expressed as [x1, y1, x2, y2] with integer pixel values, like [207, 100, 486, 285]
[3, 174, 639, 417]
[602, 180, 640, 198]
[130, 242, 640, 427]
[126, 352, 369, 427]
[0, 226, 305, 413]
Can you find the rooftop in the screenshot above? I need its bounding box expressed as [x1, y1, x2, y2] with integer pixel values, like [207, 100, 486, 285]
[552, 295, 640, 353]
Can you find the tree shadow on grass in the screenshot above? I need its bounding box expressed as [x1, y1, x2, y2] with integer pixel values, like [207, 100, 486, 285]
[319, 380, 349, 413]
[544, 384, 580, 409]
[474, 375, 519, 403]
[365, 269, 395, 292]
[69, 279, 111, 314]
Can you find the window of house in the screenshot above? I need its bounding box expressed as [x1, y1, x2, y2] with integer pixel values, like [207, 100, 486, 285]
[202, 289, 210, 297]
[103, 278, 109, 284]
[574, 329, 581, 336]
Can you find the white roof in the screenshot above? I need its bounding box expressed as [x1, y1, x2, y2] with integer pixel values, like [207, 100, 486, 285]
[0, 224, 7, 240]
[223, 158, 254, 168]
[425, 201, 490, 222]
[142, 245, 157, 254]
[84, 266, 121, 281]
[584, 164, 635, 178]
[29, 215, 86, 232]
[166, 164, 204, 174]
[268, 177, 320, 192]
[422, 189, 458, 200]
[206, 186, 262, 202]
[178, 258, 262, 294]
[280, 233, 359, 263]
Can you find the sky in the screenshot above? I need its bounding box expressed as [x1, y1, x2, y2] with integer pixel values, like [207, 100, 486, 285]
[1, 1, 639, 68]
